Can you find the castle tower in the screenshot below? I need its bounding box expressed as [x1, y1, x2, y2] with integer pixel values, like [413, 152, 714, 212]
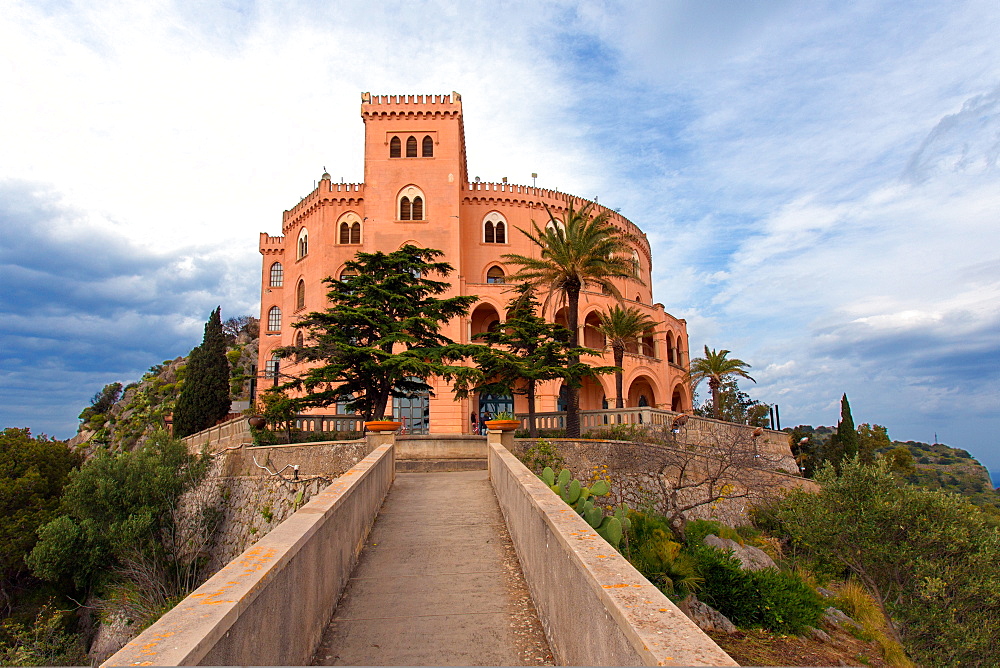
[359, 92, 468, 285]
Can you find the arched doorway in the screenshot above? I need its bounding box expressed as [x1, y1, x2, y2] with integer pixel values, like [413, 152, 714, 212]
[470, 303, 501, 339]
[671, 385, 686, 412]
[627, 376, 657, 409]
[583, 311, 604, 349]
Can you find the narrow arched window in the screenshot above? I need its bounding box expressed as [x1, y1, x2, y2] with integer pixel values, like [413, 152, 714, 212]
[400, 196, 411, 220]
[422, 135, 433, 157]
[269, 262, 283, 287]
[486, 266, 505, 284]
[411, 196, 423, 220]
[350, 221, 361, 244]
[390, 136, 401, 158]
[265, 352, 280, 378]
[296, 279, 305, 310]
[295, 330, 304, 347]
[483, 213, 507, 243]
[267, 306, 282, 331]
[340, 222, 350, 244]
[406, 136, 417, 157]
[297, 228, 308, 259]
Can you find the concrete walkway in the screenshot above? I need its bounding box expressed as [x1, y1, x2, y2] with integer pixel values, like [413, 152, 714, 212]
[311, 470, 553, 666]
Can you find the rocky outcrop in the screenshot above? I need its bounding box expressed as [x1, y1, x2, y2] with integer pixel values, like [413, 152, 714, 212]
[682, 595, 737, 633]
[703, 534, 777, 571]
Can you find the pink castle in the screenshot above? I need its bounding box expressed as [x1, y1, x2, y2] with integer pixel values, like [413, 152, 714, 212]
[257, 92, 691, 434]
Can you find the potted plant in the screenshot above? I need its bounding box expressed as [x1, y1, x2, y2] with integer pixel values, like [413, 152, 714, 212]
[485, 411, 520, 431]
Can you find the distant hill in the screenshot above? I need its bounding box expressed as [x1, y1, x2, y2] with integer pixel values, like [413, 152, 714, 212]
[791, 425, 1000, 518]
[882, 440, 999, 511]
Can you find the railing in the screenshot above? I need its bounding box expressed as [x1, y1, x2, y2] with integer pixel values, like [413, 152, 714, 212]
[522, 407, 680, 431]
[294, 414, 365, 433]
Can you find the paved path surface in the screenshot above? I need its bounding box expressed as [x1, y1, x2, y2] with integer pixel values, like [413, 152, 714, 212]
[311, 470, 553, 666]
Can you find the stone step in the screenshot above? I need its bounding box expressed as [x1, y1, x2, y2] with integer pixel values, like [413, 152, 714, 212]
[395, 458, 487, 472]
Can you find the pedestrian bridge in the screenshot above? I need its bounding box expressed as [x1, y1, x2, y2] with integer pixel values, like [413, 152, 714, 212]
[104, 431, 736, 666]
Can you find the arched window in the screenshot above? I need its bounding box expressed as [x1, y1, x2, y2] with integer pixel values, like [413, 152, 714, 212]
[294, 330, 304, 347]
[267, 306, 282, 331]
[295, 279, 305, 310]
[483, 213, 507, 243]
[297, 228, 308, 259]
[405, 136, 417, 157]
[269, 262, 283, 287]
[398, 186, 425, 221]
[339, 219, 362, 244]
[422, 135, 433, 157]
[265, 352, 280, 378]
[546, 218, 565, 235]
[486, 266, 505, 284]
[390, 136, 401, 158]
[340, 268, 359, 282]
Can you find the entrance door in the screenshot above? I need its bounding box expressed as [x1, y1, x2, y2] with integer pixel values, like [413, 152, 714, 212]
[478, 393, 513, 421]
[393, 391, 430, 434]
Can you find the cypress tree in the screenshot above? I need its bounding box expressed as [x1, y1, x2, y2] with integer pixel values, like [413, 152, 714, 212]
[173, 307, 231, 437]
[828, 393, 859, 470]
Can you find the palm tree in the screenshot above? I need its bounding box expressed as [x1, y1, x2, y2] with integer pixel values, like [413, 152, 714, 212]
[503, 200, 641, 436]
[595, 306, 657, 409]
[688, 346, 755, 420]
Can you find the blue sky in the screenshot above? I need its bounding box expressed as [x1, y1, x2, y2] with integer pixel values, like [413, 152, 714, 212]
[1, 0, 998, 480]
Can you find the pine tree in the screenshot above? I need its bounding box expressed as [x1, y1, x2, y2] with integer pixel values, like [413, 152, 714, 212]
[173, 307, 231, 437]
[459, 284, 611, 437]
[279, 246, 478, 421]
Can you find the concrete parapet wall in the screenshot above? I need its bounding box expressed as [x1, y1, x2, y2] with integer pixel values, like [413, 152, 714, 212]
[397, 434, 487, 460]
[181, 415, 251, 453]
[103, 437, 395, 667]
[487, 436, 737, 667]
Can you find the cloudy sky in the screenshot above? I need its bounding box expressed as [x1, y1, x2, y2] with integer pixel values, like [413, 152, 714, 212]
[2, 0, 998, 479]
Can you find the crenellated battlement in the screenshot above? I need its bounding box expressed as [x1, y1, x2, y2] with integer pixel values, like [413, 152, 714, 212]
[361, 91, 462, 118]
[259, 233, 285, 255]
[463, 181, 651, 262]
[281, 182, 365, 229]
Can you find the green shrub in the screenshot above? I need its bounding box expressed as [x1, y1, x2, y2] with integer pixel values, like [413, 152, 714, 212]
[582, 424, 648, 442]
[0, 603, 87, 666]
[685, 519, 744, 546]
[625, 511, 702, 600]
[692, 544, 823, 634]
[519, 439, 565, 473]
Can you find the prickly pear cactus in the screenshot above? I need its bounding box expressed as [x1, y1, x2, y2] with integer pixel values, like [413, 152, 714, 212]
[541, 467, 555, 486]
[536, 467, 628, 550]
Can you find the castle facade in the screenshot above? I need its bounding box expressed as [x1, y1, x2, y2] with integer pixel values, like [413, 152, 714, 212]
[257, 92, 691, 434]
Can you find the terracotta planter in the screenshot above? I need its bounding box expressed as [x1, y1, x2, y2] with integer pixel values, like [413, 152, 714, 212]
[247, 416, 267, 429]
[485, 419, 520, 432]
[364, 420, 403, 432]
